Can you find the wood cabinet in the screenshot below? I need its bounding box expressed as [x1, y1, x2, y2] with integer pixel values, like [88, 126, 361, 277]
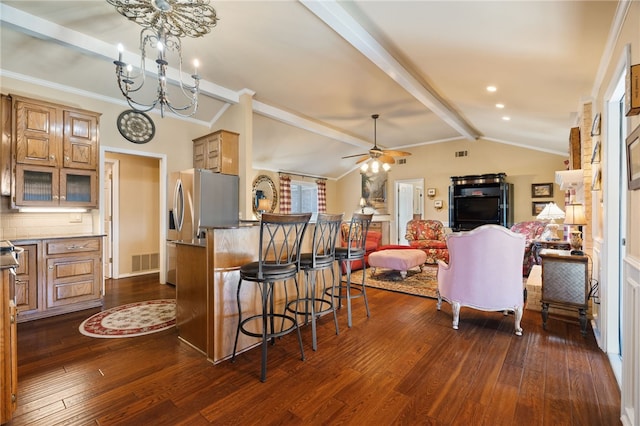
[9, 95, 100, 208]
[44, 237, 102, 310]
[449, 173, 514, 231]
[14, 244, 37, 314]
[11, 237, 103, 322]
[1, 266, 18, 424]
[193, 130, 239, 175]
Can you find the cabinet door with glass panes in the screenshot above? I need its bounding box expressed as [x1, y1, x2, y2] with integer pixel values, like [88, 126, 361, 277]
[14, 164, 97, 208]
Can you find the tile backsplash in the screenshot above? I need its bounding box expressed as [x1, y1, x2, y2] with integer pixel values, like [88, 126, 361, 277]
[0, 210, 96, 240]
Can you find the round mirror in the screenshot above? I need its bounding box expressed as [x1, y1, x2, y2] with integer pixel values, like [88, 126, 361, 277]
[252, 175, 278, 217]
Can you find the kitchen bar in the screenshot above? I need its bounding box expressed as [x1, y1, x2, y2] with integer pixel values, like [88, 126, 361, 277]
[174, 221, 317, 364]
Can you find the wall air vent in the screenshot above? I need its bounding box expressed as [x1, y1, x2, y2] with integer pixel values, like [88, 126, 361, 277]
[132, 253, 160, 272]
[398, 158, 407, 164]
[455, 150, 468, 157]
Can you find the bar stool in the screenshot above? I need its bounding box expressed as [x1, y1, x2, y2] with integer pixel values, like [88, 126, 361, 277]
[332, 213, 373, 328]
[286, 212, 343, 351]
[231, 212, 312, 382]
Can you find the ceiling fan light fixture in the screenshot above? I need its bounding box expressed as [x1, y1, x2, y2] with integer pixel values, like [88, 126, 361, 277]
[360, 162, 369, 172]
[382, 162, 391, 172]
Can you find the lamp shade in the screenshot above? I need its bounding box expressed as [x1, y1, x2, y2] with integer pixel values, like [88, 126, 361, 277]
[536, 202, 565, 221]
[257, 198, 271, 211]
[564, 203, 587, 225]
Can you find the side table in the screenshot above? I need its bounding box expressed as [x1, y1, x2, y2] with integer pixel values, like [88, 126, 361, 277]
[532, 239, 571, 265]
[540, 250, 589, 336]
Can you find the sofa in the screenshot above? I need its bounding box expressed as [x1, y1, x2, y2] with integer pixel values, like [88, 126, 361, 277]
[509, 220, 546, 277]
[404, 219, 449, 264]
[339, 224, 382, 273]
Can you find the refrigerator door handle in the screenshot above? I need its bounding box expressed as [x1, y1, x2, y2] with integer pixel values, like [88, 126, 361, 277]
[173, 178, 185, 233]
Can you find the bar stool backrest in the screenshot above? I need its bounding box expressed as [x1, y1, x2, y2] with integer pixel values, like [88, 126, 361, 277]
[343, 213, 374, 258]
[258, 212, 312, 278]
[310, 213, 344, 269]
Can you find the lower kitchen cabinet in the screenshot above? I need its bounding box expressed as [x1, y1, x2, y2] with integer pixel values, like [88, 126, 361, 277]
[14, 244, 37, 314]
[1, 267, 18, 424]
[12, 236, 103, 322]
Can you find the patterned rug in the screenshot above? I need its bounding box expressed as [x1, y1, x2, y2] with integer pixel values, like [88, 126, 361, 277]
[347, 265, 439, 299]
[79, 299, 176, 338]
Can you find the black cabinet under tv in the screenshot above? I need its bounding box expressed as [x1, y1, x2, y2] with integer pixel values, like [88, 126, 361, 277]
[449, 173, 514, 231]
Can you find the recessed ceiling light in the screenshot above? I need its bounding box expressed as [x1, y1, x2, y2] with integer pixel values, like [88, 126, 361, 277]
[502, 116, 511, 121]
[487, 86, 497, 92]
[496, 103, 505, 109]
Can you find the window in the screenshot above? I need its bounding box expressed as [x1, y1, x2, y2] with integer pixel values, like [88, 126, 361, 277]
[290, 180, 318, 220]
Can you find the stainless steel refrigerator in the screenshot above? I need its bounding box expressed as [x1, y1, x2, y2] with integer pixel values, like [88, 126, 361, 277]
[166, 169, 239, 284]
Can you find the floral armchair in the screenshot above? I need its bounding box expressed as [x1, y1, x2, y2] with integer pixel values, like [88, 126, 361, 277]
[404, 219, 449, 264]
[510, 221, 546, 277]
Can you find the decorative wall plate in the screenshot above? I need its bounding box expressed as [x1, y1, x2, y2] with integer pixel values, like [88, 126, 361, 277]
[117, 110, 155, 144]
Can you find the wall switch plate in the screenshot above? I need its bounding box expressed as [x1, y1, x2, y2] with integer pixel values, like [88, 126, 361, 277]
[69, 213, 82, 223]
[434, 200, 443, 209]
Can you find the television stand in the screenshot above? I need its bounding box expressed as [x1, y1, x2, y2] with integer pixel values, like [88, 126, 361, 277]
[449, 173, 514, 231]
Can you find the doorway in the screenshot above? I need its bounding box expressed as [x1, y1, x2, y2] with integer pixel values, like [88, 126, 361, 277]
[99, 147, 168, 285]
[602, 53, 628, 384]
[395, 179, 424, 244]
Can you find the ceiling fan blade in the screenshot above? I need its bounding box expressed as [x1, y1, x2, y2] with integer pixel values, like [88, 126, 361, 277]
[342, 152, 368, 159]
[382, 149, 412, 157]
[379, 155, 396, 164]
[355, 155, 371, 164]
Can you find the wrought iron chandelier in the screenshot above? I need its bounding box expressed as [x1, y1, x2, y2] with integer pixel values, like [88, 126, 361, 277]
[107, 0, 218, 117]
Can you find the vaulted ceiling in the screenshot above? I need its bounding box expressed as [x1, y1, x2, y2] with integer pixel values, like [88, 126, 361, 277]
[0, 1, 620, 179]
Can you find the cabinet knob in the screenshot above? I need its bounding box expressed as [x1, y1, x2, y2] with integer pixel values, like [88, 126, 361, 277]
[65, 156, 70, 161]
[50, 155, 55, 160]
[53, 195, 59, 200]
[60, 195, 66, 200]
[10, 314, 15, 323]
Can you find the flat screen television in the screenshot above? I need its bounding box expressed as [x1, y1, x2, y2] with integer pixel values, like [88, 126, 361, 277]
[454, 196, 501, 223]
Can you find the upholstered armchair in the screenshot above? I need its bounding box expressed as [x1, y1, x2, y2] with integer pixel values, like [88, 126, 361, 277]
[436, 224, 526, 335]
[510, 221, 546, 277]
[404, 219, 449, 264]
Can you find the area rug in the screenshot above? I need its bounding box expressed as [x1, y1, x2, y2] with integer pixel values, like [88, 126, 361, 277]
[347, 265, 439, 299]
[79, 299, 176, 338]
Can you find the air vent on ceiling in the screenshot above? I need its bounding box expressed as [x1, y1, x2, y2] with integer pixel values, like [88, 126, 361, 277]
[455, 150, 468, 157]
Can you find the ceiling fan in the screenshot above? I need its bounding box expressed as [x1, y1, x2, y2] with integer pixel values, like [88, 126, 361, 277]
[342, 114, 411, 167]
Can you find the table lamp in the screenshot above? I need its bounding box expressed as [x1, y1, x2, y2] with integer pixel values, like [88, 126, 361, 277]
[536, 202, 565, 241]
[257, 198, 271, 217]
[359, 197, 367, 213]
[564, 203, 587, 255]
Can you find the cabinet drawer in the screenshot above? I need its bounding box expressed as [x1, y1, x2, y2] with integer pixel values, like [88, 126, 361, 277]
[45, 238, 101, 255]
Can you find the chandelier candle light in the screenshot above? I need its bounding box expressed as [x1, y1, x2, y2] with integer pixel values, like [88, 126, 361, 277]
[108, 0, 218, 117]
[536, 202, 565, 241]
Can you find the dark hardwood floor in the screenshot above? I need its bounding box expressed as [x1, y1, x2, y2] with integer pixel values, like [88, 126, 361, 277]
[8, 273, 620, 425]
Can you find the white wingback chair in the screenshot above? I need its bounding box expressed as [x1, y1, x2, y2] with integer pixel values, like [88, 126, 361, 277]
[436, 224, 526, 335]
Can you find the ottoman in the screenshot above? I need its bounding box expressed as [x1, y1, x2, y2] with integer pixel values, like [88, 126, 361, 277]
[368, 249, 427, 279]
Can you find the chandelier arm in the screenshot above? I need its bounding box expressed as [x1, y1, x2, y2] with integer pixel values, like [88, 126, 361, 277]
[109, 0, 216, 118]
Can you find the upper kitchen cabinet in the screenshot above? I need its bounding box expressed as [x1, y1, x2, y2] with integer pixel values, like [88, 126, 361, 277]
[193, 130, 239, 175]
[7, 95, 100, 208]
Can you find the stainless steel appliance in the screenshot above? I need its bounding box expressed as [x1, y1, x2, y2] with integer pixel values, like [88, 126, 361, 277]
[166, 169, 239, 284]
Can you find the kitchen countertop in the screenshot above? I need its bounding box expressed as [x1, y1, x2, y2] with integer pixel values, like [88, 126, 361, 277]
[10, 234, 106, 243]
